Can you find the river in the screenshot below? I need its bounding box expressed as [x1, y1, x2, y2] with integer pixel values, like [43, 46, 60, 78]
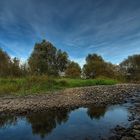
[0, 103, 132, 140]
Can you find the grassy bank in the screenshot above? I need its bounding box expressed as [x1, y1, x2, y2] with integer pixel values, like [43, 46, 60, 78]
[0, 76, 118, 96]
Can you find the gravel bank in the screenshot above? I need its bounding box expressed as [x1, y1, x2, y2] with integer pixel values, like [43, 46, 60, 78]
[107, 90, 140, 140]
[0, 84, 140, 115]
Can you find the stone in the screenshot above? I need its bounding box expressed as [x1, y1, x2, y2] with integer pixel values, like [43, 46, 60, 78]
[108, 135, 121, 140]
[121, 136, 135, 140]
[133, 129, 140, 135]
[134, 125, 140, 130]
[135, 134, 140, 140]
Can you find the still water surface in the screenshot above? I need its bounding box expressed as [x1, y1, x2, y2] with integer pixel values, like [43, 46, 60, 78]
[0, 105, 130, 140]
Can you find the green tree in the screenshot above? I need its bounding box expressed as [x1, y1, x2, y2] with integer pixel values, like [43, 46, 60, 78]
[0, 48, 11, 77]
[65, 61, 81, 78]
[120, 54, 140, 81]
[20, 62, 29, 76]
[10, 57, 22, 77]
[28, 40, 68, 75]
[0, 48, 25, 77]
[56, 49, 68, 72]
[83, 54, 116, 79]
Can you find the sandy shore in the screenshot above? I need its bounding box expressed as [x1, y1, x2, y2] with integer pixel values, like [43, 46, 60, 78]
[0, 84, 140, 115]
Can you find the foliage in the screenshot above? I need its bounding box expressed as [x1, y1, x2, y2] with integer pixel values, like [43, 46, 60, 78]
[0, 48, 11, 77]
[65, 61, 81, 78]
[0, 48, 27, 77]
[120, 54, 140, 81]
[0, 40, 140, 82]
[28, 40, 68, 76]
[83, 54, 117, 79]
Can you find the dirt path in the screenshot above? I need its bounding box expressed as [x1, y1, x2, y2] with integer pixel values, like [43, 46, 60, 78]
[0, 84, 140, 115]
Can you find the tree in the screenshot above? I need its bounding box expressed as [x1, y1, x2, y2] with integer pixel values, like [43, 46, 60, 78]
[56, 49, 68, 72]
[10, 57, 22, 77]
[20, 62, 29, 76]
[0, 48, 11, 77]
[65, 61, 81, 78]
[28, 40, 68, 75]
[120, 54, 140, 81]
[83, 54, 116, 79]
[0, 48, 26, 77]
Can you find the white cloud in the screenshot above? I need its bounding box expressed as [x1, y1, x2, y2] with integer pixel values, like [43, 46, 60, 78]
[69, 56, 86, 67]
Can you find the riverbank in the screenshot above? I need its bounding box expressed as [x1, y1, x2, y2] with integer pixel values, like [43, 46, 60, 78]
[107, 89, 140, 140]
[0, 84, 140, 115]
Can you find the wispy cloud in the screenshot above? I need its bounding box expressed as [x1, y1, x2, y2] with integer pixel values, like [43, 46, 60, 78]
[0, 0, 140, 66]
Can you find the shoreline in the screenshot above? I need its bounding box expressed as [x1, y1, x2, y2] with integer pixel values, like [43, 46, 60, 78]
[0, 84, 140, 115]
[107, 89, 140, 140]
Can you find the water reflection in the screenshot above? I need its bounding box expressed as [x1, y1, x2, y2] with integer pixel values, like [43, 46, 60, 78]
[87, 106, 106, 120]
[0, 105, 129, 140]
[26, 108, 70, 138]
[0, 115, 17, 128]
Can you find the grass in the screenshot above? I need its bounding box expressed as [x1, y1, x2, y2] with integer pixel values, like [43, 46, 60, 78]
[0, 76, 118, 96]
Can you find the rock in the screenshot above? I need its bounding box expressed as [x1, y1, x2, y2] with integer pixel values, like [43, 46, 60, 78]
[133, 125, 140, 130]
[0, 84, 140, 116]
[133, 129, 140, 135]
[121, 136, 135, 140]
[128, 115, 135, 121]
[108, 135, 121, 140]
[135, 133, 140, 140]
[132, 120, 140, 126]
[114, 125, 127, 135]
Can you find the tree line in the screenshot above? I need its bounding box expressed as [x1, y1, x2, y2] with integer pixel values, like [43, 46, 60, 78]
[0, 40, 140, 81]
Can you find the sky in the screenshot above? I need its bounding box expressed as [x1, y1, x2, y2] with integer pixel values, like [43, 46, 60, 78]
[0, 0, 140, 66]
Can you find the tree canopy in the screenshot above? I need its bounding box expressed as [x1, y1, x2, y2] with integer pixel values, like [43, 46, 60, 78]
[65, 61, 81, 78]
[83, 54, 117, 79]
[28, 40, 68, 76]
[0, 48, 11, 77]
[0, 49, 24, 77]
[0, 40, 140, 81]
[120, 54, 140, 81]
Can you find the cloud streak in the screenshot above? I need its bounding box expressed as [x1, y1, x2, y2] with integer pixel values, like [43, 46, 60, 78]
[0, 0, 140, 66]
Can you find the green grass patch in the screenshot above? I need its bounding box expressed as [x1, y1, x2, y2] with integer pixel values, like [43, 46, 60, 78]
[56, 78, 118, 88]
[0, 76, 118, 96]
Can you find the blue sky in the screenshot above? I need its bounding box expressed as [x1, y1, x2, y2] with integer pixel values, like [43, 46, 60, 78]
[0, 0, 140, 66]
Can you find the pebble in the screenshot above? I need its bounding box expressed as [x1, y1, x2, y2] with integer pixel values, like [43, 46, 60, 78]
[121, 136, 135, 140]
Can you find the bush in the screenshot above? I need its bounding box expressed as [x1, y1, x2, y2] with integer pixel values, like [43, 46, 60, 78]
[26, 75, 48, 83]
[58, 80, 68, 86]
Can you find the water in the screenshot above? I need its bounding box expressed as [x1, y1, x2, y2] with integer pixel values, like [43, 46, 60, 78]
[0, 105, 130, 140]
